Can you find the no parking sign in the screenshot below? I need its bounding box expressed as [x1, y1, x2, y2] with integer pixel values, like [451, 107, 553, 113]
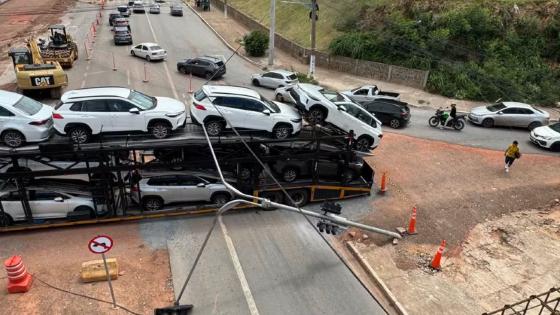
[88, 235, 113, 254]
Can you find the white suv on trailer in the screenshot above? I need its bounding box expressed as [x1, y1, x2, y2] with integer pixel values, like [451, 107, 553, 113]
[283, 83, 383, 151]
[53, 87, 186, 144]
[190, 85, 302, 139]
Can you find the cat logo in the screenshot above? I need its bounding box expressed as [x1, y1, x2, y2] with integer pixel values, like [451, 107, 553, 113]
[31, 76, 54, 87]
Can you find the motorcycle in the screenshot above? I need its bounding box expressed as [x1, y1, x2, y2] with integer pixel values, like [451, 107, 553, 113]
[428, 108, 466, 130]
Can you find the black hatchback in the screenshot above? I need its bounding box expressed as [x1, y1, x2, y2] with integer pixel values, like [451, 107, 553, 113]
[362, 99, 411, 128]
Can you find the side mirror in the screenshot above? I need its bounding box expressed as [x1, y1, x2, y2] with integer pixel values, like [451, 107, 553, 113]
[54, 197, 64, 202]
[338, 105, 347, 112]
[129, 108, 140, 114]
[263, 109, 271, 115]
[197, 183, 206, 188]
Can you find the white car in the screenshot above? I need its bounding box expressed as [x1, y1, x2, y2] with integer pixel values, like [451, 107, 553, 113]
[130, 42, 167, 61]
[0, 188, 99, 225]
[0, 90, 53, 148]
[251, 70, 299, 89]
[190, 85, 302, 139]
[281, 83, 381, 151]
[530, 122, 560, 151]
[53, 86, 187, 143]
[149, 3, 160, 14]
[132, 0, 145, 13]
[131, 174, 232, 210]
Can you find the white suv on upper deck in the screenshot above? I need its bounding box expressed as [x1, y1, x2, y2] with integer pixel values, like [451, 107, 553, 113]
[190, 85, 302, 139]
[53, 87, 186, 143]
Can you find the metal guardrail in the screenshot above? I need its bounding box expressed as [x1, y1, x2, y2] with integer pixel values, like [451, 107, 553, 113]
[482, 287, 560, 315]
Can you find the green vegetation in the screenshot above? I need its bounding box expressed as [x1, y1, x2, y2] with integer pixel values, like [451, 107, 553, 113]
[328, 1, 560, 105]
[243, 30, 269, 57]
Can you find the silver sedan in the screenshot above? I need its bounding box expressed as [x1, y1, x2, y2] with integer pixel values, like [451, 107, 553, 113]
[468, 102, 549, 130]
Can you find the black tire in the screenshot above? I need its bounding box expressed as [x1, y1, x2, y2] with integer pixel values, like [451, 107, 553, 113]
[150, 121, 171, 139]
[282, 167, 298, 182]
[252, 79, 260, 87]
[551, 142, 560, 152]
[146, 55, 151, 62]
[276, 93, 284, 102]
[308, 107, 326, 125]
[205, 120, 224, 136]
[178, 66, 186, 74]
[482, 118, 494, 128]
[238, 166, 252, 181]
[74, 206, 96, 219]
[356, 136, 373, 152]
[205, 72, 213, 80]
[273, 124, 292, 139]
[528, 121, 542, 130]
[287, 189, 309, 207]
[428, 116, 439, 127]
[131, 50, 135, 56]
[2, 130, 25, 148]
[453, 119, 465, 131]
[142, 196, 163, 211]
[0, 213, 13, 226]
[211, 192, 230, 206]
[68, 126, 91, 144]
[389, 118, 401, 129]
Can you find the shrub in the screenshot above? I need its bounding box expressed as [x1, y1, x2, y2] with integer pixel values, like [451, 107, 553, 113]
[243, 30, 269, 57]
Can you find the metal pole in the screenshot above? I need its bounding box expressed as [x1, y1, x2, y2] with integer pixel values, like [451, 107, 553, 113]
[309, 0, 317, 78]
[101, 252, 117, 308]
[224, 0, 228, 18]
[268, 0, 276, 66]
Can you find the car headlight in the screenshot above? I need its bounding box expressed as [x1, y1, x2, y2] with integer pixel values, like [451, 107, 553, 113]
[166, 111, 185, 117]
[540, 135, 552, 140]
[291, 118, 302, 123]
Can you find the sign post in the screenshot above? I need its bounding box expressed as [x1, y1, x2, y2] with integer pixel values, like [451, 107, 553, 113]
[88, 235, 116, 308]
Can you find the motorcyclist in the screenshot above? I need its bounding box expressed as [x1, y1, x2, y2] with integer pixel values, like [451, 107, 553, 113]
[440, 103, 457, 129]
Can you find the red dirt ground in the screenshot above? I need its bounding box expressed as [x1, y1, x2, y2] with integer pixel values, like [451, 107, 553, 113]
[0, 223, 173, 315]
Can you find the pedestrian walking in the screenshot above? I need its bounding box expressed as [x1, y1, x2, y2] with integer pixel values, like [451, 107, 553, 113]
[504, 140, 521, 172]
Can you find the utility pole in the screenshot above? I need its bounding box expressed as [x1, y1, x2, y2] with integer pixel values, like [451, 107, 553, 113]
[309, 0, 317, 78]
[224, 0, 228, 18]
[268, 0, 276, 66]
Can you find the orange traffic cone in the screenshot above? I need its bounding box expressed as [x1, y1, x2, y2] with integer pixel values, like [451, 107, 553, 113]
[407, 207, 417, 234]
[430, 240, 446, 270]
[379, 172, 387, 194]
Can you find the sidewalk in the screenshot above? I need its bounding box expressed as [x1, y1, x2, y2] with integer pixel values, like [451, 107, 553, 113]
[186, 1, 560, 119]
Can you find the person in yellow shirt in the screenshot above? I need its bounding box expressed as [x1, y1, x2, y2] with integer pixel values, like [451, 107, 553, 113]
[504, 140, 520, 172]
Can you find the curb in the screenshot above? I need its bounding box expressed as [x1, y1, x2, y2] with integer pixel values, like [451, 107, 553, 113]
[182, 0, 263, 68]
[346, 241, 410, 315]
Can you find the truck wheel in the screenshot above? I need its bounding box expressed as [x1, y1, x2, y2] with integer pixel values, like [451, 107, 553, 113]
[287, 189, 309, 207]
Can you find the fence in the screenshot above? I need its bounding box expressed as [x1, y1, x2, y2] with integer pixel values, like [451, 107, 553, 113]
[482, 287, 560, 315]
[208, 0, 429, 89]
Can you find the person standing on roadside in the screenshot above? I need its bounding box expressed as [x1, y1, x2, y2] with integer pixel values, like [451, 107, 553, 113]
[504, 140, 521, 172]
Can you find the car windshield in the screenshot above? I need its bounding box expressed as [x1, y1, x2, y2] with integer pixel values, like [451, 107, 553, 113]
[486, 103, 506, 112]
[194, 89, 207, 101]
[13, 95, 42, 115]
[261, 95, 280, 113]
[549, 122, 560, 133]
[128, 90, 156, 110]
[287, 74, 297, 80]
[320, 89, 346, 102]
[351, 87, 364, 93]
[149, 45, 162, 50]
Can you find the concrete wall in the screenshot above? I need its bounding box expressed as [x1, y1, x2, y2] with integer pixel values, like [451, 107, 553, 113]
[208, 0, 429, 89]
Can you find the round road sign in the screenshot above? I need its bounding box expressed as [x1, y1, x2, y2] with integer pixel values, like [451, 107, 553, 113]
[88, 235, 114, 254]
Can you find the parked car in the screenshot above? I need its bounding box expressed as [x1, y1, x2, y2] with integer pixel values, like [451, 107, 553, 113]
[190, 85, 302, 139]
[108, 13, 122, 26]
[132, 0, 145, 13]
[284, 84, 382, 151]
[0, 188, 99, 225]
[170, 4, 183, 16]
[53, 86, 187, 143]
[131, 42, 167, 61]
[530, 122, 560, 151]
[251, 70, 298, 89]
[341, 85, 400, 104]
[113, 26, 132, 45]
[117, 5, 131, 17]
[176, 56, 225, 79]
[468, 102, 550, 129]
[362, 99, 411, 129]
[149, 3, 160, 14]
[131, 174, 232, 210]
[0, 90, 53, 148]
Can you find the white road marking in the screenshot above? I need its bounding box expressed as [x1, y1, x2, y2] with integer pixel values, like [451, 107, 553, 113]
[81, 79, 86, 88]
[144, 9, 180, 99]
[127, 69, 131, 86]
[218, 216, 260, 315]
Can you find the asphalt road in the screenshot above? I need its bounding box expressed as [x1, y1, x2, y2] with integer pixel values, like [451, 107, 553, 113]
[54, 1, 387, 314]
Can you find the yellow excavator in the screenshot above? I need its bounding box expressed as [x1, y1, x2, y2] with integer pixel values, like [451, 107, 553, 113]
[38, 25, 79, 68]
[8, 37, 68, 98]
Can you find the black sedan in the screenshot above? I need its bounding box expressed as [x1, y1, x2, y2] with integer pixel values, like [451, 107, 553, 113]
[176, 56, 226, 79]
[362, 99, 411, 128]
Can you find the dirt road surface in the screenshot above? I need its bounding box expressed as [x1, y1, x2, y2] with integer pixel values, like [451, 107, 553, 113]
[0, 223, 173, 315]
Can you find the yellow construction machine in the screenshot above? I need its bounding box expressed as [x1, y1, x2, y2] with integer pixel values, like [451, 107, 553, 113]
[38, 25, 79, 68]
[8, 37, 68, 98]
